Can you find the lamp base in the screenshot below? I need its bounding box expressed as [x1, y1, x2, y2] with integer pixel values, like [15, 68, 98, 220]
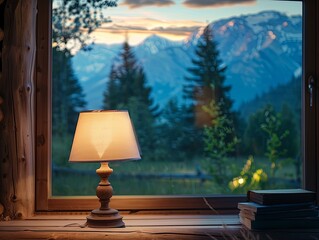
[86, 208, 125, 228]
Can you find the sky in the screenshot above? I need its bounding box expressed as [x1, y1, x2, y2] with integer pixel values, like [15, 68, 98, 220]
[91, 0, 302, 45]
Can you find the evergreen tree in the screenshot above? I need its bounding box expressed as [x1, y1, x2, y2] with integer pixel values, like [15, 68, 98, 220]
[104, 42, 157, 112]
[103, 64, 120, 109]
[52, 48, 86, 136]
[182, 25, 236, 158]
[158, 99, 196, 161]
[103, 41, 158, 160]
[243, 111, 267, 156]
[184, 25, 232, 122]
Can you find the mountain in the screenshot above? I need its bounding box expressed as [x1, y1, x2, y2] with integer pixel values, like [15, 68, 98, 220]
[203, 11, 301, 108]
[72, 11, 302, 110]
[72, 43, 121, 108]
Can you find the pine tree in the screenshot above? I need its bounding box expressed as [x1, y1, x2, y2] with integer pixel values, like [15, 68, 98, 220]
[52, 48, 86, 137]
[103, 64, 119, 109]
[104, 42, 157, 112]
[103, 41, 158, 160]
[184, 25, 233, 123]
[181, 25, 236, 159]
[158, 99, 196, 161]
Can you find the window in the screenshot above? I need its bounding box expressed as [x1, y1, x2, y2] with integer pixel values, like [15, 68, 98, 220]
[35, 0, 318, 212]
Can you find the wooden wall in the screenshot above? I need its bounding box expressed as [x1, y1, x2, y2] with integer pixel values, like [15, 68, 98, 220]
[0, 0, 37, 220]
[0, 0, 6, 219]
[0, 0, 4, 115]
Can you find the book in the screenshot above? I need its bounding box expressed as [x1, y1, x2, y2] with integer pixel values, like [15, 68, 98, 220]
[247, 189, 316, 205]
[239, 208, 319, 221]
[238, 201, 315, 214]
[240, 215, 319, 230]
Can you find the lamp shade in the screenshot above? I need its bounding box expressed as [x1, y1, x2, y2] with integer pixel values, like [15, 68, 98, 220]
[69, 110, 141, 162]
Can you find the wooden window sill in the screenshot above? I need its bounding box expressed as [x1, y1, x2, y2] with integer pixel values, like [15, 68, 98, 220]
[1, 214, 319, 240]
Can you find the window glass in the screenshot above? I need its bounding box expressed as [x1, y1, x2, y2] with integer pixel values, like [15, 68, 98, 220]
[52, 0, 302, 196]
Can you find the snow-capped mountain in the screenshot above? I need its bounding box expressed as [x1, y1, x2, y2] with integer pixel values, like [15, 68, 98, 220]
[72, 11, 302, 110]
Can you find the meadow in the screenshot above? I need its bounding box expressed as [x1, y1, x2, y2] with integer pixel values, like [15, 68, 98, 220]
[52, 155, 300, 196]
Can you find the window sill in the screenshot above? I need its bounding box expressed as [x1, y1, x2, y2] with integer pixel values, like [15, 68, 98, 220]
[1, 214, 319, 240]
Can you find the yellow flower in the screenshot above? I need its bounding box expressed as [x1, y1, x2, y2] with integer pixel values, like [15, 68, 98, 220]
[253, 172, 261, 182]
[238, 177, 245, 185]
[232, 179, 239, 188]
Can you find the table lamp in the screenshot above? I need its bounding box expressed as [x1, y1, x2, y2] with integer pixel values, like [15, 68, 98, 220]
[69, 110, 141, 228]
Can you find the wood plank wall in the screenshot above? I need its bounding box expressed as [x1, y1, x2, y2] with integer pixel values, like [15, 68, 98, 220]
[0, 0, 37, 220]
[0, 0, 6, 220]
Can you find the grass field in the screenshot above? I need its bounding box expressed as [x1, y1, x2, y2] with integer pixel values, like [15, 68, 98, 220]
[52, 155, 301, 196]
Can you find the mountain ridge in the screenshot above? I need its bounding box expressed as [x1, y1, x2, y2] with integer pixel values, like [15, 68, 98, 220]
[72, 10, 302, 111]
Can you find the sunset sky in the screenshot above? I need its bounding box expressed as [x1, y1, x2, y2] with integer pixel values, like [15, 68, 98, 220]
[90, 0, 302, 45]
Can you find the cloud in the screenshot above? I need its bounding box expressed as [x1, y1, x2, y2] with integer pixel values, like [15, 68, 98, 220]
[99, 17, 204, 35]
[100, 24, 202, 37]
[122, 0, 175, 9]
[94, 17, 206, 44]
[109, 24, 148, 31]
[152, 26, 202, 36]
[98, 17, 162, 32]
[97, 24, 148, 35]
[183, 0, 255, 8]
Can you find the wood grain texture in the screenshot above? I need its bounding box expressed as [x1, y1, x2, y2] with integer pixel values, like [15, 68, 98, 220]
[35, 0, 51, 212]
[0, 0, 37, 219]
[0, 215, 319, 240]
[0, 215, 242, 240]
[46, 195, 246, 212]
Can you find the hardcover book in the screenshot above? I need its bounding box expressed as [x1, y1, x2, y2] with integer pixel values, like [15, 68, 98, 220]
[239, 208, 318, 221]
[240, 216, 319, 230]
[238, 201, 315, 214]
[247, 189, 316, 205]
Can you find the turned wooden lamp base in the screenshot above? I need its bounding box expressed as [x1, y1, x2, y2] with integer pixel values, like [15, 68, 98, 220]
[87, 208, 124, 228]
[87, 162, 125, 228]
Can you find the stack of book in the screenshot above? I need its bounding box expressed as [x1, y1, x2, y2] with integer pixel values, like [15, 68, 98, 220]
[238, 189, 319, 230]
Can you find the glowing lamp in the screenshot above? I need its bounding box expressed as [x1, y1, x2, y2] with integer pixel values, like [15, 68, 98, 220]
[69, 110, 141, 227]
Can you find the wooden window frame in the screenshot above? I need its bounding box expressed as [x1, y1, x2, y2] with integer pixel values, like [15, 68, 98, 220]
[35, 0, 319, 213]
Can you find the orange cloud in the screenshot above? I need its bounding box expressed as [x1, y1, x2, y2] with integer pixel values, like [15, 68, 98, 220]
[91, 17, 206, 45]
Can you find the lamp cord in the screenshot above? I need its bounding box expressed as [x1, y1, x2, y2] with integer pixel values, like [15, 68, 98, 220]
[63, 222, 87, 228]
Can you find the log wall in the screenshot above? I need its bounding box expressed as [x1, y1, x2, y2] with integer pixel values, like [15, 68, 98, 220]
[0, 0, 37, 220]
[0, 0, 6, 219]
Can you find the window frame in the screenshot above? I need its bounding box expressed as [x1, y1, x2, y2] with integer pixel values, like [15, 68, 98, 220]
[35, 0, 318, 212]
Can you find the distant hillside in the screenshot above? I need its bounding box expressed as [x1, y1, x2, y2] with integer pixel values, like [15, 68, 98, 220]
[239, 75, 301, 122]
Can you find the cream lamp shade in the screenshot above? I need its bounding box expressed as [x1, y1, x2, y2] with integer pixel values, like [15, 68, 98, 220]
[69, 110, 141, 162]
